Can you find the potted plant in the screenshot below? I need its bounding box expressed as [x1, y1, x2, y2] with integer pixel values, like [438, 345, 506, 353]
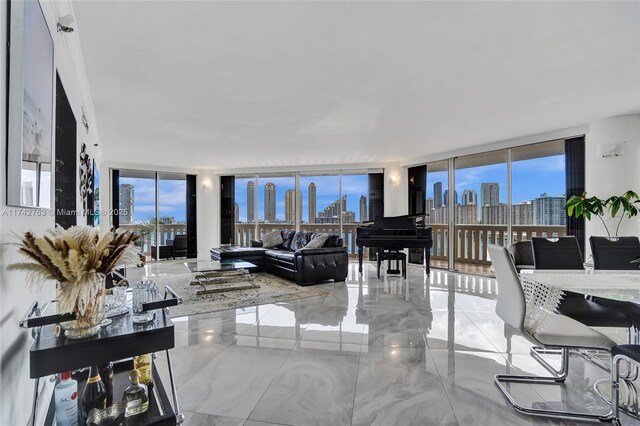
[9, 226, 139, 339]
[565, 190, 640, 237]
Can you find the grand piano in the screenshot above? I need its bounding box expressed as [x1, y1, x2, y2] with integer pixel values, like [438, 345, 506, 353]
[356, 214, 433, 275]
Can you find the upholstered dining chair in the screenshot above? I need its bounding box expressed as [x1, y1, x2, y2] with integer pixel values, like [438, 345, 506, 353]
[488, 245, 615, 422]
[532, 236, 584, 270]
[507, 240, 534, 272]
[530, 236, 633, 340]
[590, 236, 640, 270]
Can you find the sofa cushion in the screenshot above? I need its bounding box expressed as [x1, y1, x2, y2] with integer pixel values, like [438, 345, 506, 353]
[265, 249, 295, 261]
[323, 234, 341, 248]
[262, 230, 284, 248]
[290, 231, 315, 251]
[305, 233, 330, 249]
[281, 230, 296, 250]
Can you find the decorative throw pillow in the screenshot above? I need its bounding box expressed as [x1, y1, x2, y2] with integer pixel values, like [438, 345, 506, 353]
[261, 230, 283, 248]
[304, 233, 330, 249]
[323, 234, 341, 248]
[289, 232, 307, 251]
[281, 230, 296, 250]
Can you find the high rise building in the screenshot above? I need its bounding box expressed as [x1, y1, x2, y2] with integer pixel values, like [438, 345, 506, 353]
[425, 198, 435, 224]
[234, 202, 239, 223]
[481, 182, 500, 207]
[456, 204, 478, 224]
[316, 195, 354, 224]
[247, 181, 255, 222]
[119, 184, 134, 224]
[359, 195, 367, 222]
[264, 183, 276, 222]
[308, 182, 316, 224]
[532, 193, 566, 225]
[285, 189, 302, 223]
[443, 189, 458, 206]
[482, 204, 508, 224]
[512, 202, 533, 225]
[433, 182, 443, 208]
[462, 189, 478, 206]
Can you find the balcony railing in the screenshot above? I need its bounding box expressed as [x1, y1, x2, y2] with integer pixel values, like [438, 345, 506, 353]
[235, 222, 565, 266]
[119, 223, 187, 258]
[430, 224, 566, 265]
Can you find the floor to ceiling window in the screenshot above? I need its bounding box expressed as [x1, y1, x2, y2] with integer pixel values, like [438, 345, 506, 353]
[234, 171, 372, 254]
[257, 175, 297, 238]
[511, 140, 566, 241]
[454, 150, 508, 273]
[116, 170, 189, 260]
[422, 138, 571, 276]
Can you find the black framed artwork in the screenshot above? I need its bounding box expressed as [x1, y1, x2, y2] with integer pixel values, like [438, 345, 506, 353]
[7, 0, 55, 208]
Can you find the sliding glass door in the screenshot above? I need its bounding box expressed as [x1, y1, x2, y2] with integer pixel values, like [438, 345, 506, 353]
[421, 138, 571, 276]
[454, 150, 508, 274]
[115, 170, 189, 260]
[233, 171, 372, 254]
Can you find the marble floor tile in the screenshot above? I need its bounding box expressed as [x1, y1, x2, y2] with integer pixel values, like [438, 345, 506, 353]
[182, 411, 245, 426]
[352, 348, 458, 425]
[301, 307, 365, 345]
[179, 345, 291, 419]
[131, 261, 640, 425]
[248, 347, 360, 426]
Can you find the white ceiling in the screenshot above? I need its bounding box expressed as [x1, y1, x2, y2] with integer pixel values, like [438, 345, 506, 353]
[73, 1, 640, 170]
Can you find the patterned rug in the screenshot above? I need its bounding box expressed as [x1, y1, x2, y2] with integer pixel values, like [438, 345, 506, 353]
[151, 272, 329, 318]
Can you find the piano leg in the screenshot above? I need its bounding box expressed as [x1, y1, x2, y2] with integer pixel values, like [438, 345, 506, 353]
[425, 248, 431, 275]
[358, 247, 363, 274]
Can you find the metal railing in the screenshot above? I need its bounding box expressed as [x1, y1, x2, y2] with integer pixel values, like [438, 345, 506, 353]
[120, 223, 187, 258]
[430, 224, 566, 265]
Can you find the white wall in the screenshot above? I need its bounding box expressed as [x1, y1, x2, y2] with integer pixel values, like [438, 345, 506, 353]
[384, 162, 408, 217]
[0, 2, 101, 424]
[585, 114, 640, 249]
[196, 171, 219, 257]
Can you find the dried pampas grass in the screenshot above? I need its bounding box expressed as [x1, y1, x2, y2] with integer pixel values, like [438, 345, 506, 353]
[9, 226, 139, 287]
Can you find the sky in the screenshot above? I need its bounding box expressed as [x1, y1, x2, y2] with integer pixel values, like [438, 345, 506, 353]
[120, 176, 187, 223]
[119, 154, 564, 226]
[235, 175, 368, 223]
[426, 154, 566, 219]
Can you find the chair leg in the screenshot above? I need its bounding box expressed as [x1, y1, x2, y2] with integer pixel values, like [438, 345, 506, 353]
[530, 346, 567, 377]
[612, 355, 622, 425]
[495, 348, 614, 422]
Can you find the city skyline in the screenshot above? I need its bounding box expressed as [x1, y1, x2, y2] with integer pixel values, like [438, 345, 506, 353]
[118, 178, 187, 223]
[234, 175, 368, 223]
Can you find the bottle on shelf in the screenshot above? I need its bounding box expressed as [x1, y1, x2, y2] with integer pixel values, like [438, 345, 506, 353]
[99, 362, 114, 406]
[81, 365, 107, 422]
[133, 354, 152, 386]
[122, 369, 149, 422]
[54, 371, 78, 426]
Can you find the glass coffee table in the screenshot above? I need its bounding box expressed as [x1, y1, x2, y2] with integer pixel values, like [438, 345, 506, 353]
[184, 259, 257, 273]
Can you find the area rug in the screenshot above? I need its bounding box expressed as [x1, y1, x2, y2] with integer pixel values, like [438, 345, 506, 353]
[151, 272, 329, 317]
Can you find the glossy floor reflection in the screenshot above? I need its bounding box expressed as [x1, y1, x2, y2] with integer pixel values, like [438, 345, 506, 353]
[138, 261, 640, 425]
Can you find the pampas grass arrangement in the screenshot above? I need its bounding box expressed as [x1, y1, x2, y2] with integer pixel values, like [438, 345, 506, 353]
[9, 226, 139, 326]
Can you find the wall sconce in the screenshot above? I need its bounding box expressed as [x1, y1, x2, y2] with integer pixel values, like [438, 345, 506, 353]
[597, 142, 626, 158]
[200, 177, 213, 190]
[388, 174, 400, 186]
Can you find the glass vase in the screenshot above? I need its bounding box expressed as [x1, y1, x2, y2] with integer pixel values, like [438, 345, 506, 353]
[58, 273, 106, 339]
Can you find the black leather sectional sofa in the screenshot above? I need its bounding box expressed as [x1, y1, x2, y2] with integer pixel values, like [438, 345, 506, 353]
[210, 230, 349, 285]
